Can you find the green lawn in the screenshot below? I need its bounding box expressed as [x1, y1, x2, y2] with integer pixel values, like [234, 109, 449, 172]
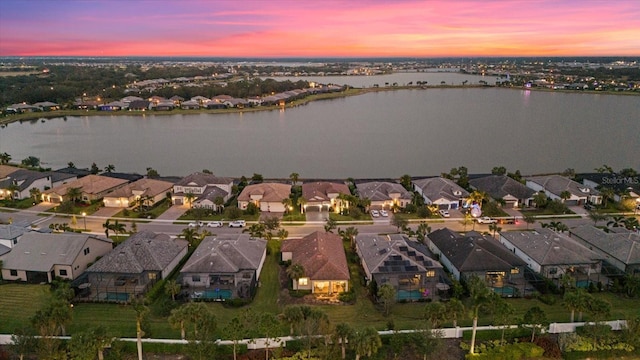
[0, 284, 50, 332]
[112, 199, 171, 219]
[0, 198, 35, 209]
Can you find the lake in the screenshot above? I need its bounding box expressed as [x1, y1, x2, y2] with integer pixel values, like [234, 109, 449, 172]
[1, 87, 638, 178]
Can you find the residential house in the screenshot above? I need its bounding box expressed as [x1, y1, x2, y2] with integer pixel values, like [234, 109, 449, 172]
[103, 178, 174, 208]
[469, 175, 536, 208]
[181, 100, 200, 110]
[569, 225, 640, 276]
[355, 181, 412, 210]
[33, 101, 60, 111]
[1, 232, 112, 283]
[0, 169, 77, 200]
[128, 100, 151, 111]
[580, 173, 640, 202]
[526, 174, 602, 206]
[179, 234, 267, 300]
[98, 101, 127, 111]
[237, 183, 292, 212]
[301, 181, 351, 213]
[427, 228, 527, 296]
[355, 233, 448, 301]
[281, 231, 350, 295]
[42, 175, 128, 203]
[499, 228, 603, 286]
[81, 230, 188, 302]
[412, 177, 469, 210]
[172, 172, 233, 211]
[154, 100, 175, 111]
[0, 223, 32, 250]
[5, 103, 38, 114]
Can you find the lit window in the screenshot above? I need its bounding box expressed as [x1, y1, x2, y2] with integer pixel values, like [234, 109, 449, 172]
[511, 268, 520, 274]
[426, 270, 435, 277]
[148, 273, 157, 280]
[298, 278, 308, 286]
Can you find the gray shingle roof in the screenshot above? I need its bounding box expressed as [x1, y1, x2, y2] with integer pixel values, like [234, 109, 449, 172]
[0, 224, 31, 241]
[356, 182, 412, 202]
[86, 230, 186, 274]
[500, 228, 599, 266]
[412, 177, 469, 202]
[469, 175, 535, 200]
[180, 234, 266, 274]
[2, 233, 112, 272]
[175, 172, 233, 188]
[356, 234, 442, 276]
[428, 228, 525, 272]
[527, 175, 600, 197]
[569, 225, 640, 266]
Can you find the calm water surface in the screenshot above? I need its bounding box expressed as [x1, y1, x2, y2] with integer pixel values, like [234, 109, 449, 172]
[1, 88, 638, 178]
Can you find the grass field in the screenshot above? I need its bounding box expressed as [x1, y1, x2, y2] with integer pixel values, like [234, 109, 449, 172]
[2, 252, 640, 338]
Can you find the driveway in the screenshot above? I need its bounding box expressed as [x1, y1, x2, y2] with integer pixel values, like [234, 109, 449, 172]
[92, 206, 123, 218]
[28, 201, 57, 213]
[305, 210, 328, 223]
[502, 207, 522, 218]
[156, 205, 189, 221]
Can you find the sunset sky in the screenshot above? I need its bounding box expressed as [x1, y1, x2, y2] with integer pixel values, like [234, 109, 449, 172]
[1, 0, 639, 57]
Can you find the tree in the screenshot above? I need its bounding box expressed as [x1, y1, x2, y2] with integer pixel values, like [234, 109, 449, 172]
[21, 155, 40, 168]
[324, 217, 337, 233]
[523, 306, 548, 342]
[281, 305, 305, 335]
[0, 152, 11, 164]
[10, 326, 37, 360]
[281, 197, 293, 214]
[416, 223, 431, 243]
[488, 223, 502, 239]
[257, 312, 281, 360]
[165, 280, 181, 301]
[607, 215, 626, 228]
[424, 301, 447, 328]
[533, 192, 548, 208]
[132, 298, 150, 360]
[491, 166, 507, 175]
[287, 263, 305, 289]
[251, 173, 264, 183]
[298, 307, 331, 359]
[391, 216, 408, 232]
[103, 219, 112, 238]
[263, 216, 280, 231]
[289, 172, 300, 185]
[353, 327, 382, 360]
[400, 174, 412, 191]
[445, 298, 466, 327]
[277, 228, 289, 240]
[90, 162, 100, 174]
[104, 164, 115, 173]
[184, 192, 196, 208]
[467, 274, 492, 355]
[222, 313, 252, 360]
[587, 210, 608, 225]
[564, 289, 590, 322]
[600, 187, 615, 207]
[339, 226, 359, 247]
[181, 227, 200, 247]
[69, 325, 112, 360]
[411, 326, 443, 360]
[29, 187, 41, 203]
[67, 186, 83, 203]
[559, 190, 572, 202]
[377, 283, 396, 317]
[185, 309, 217, 360]
[491, 294, 515, 344]
[146, 167, 159, 178]
[333, 322, 354, 359]
[624, 216, 639, 231]
[112, 219, 126, 241]
[523, 214, 536, 229]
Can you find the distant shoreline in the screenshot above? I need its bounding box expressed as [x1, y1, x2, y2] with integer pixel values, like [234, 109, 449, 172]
[1, 84, 637, 126]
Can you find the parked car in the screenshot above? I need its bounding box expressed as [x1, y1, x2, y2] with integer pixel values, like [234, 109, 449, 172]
[229, 220, 246, 228]
[188, 221, 204, 228]
[371, 210, 380, 217]
[499, 217, 517, 225]
[476, 216, 497, 224]
[439, 209, 450, 218]
[380, 209, 389, 217]
[584, 203, 596, 211]
[207, 221, 223, 228]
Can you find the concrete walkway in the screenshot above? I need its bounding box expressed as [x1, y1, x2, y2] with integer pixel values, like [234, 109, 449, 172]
[156, 204, 189, 221]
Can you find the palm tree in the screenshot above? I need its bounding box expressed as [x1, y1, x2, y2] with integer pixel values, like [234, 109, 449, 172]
[132, 298, 149, 360]
[297, 196, 307, 213]
[286, 263, 305, 289]
[469, 190, 488, 209]
[523, 306, 548, 342]
[29, 187, 41, 203]
[467, 275, 492, 355]
[184, 192, 195, 208]
[67, 187, 83, 203]
[165, 280, 181, 301]
[276, 228, 288, 241]
[400, 174, 412, 191]
[112, 220, 126, 241]
[333, 323, 354, 359]
[445, 298, 466, 327]
[423, 301, 447, 328]
[353, 327, 382, 360]
[607, 215, 626, 228]
[600, 187, 615, 207]
[523, 214, 536, 229]
[180, 227, 199, 247]
[324, 217, 337, 233]
[488, 223, 502, 239]
[289, 172, 300, 185]
[559, 190, 572, 203]
[564, 289, 590, 322]
[214, 196, 225, 213]
[281, 197, 293, 214]
[587, 210, 608, 225]
[104, 164, 115, 173]
[624, 216, 640, 231]
[281, 305, 304, 335]
[340, 226, 359, 247]
[0, 152, 11, 164]
[102, 219, 112, 238]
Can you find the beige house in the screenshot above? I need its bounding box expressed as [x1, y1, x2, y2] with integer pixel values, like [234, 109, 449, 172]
[42, 174, 128, 203]
[172, 172, 233, 208]
[356, 181, 412, 210]
[281, 231, 350, 294]
[103, 178, 173, 208]
[237, 183, 292, 212]
[301, 181, 351, 213]
[1, 232, 112, 283]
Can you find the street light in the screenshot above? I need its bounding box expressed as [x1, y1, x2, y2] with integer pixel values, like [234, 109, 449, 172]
[82, 212, 87, 231]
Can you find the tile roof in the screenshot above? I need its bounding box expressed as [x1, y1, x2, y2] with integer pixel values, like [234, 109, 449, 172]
[412, 177, 470, 202]
[85, 230, 186, 274]
[569, 225, 640, 266]
[0, 165, 20, 179]
[180, 234, 266, 273]
[469, 175, 535, 200]
[302, 182, 351, 202]
[237, 183, 292, 203]
[0, 224, 31, 241]
[428, 228, 526, 272]
[2, 233, 111, 272]
[105, 178, 173, 198]
[356, 233, 442, 276]
[356, 181, 412, 202]
[282, 231, 350, 280]
[526, 175, 600, 198]
[44, 175, 128, 197]
[500, 228, 600, 266]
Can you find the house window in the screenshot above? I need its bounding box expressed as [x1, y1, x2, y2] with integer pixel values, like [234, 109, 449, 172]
[10, 270, 17, 276]
[148, 273, 157, 280]
[426, 270, 435, 277]
[59, 269, 68, 276]
[83, 247, 90, 255]
[298, 278, 308, 286]
[192, 275, 201, 282]
[549, 267, 558, 275]
[511, 268, 520, 275]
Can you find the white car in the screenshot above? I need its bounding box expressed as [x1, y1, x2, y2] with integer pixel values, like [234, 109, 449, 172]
[379, 209, 388, 217]
[439, 210, 450, 218]
[206, 221, 223, 228]
[229, 220, 246, 228]
[476, 216, 497, 224]
[187, 221, 203, 228]
[371, 210, 380, 217]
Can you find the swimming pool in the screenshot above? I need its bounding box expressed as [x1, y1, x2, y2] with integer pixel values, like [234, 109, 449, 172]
[492, 286, 517, 297]
[204, 289, 233, 300]
[106, 292, 129, 301]
[396, 289, 429, 300]
[576, 280, 592, 288]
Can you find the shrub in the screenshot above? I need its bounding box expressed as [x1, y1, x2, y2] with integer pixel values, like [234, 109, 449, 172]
[224, 298, 251, 307]
[338, 290, 355, 303]
[537, 293, 557, 305]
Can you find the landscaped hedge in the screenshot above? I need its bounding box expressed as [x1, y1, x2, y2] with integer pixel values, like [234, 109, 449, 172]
[464, 342, 544, 360]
